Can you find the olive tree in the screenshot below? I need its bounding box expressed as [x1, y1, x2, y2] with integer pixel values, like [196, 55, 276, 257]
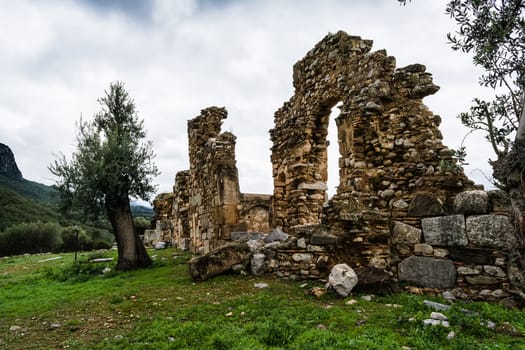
[50, 82, 159, 270]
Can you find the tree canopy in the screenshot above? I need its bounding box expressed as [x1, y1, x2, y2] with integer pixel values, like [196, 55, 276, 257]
[50, 82, 158, 270]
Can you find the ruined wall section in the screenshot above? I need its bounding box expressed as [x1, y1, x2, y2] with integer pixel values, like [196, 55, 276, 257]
[172, 170, 191, 250]
[270, 31, 474, 241]
[187, 107, 243, 254]
[146, 192, 175, 246]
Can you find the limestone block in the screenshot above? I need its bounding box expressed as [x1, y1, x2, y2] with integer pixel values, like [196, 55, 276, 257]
[454, 190, 488, 215]
[398, 256, 457, 289]
[292, 253, 312, 262]
[456, 265, 482, 275]
[298, 181, 328, 191]
[189, 242, 252, 281]
[422, 215, 467, 246]
[433, 248, 449, 258]
[466, 215, 518, 249]
[231, 232, 264, 241]
[327, 264, 358, 297]
[408, 193, 444, 217]
[392, 221, 421, 244]
[483, 265, 506, 278]
[465, 275, 499, 285]
[310, 233, 338, 246]
[263, 228, 289, 243]
[251, 253, 266, 276]
[414, 243, 433, 256]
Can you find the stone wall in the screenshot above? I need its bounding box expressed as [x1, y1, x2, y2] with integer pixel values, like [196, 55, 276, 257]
[186, 107, 243, 254]
[153, 107, 273, 253]
[172, 170, 191, 250]
[159, 30, 524, 299]
[269, 30, 477, 270]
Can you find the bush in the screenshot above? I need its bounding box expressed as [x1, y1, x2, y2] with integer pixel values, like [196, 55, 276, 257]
[134, 216, 151, 236]
[61, 226, 93, 252]
[0, 221, 63, 256]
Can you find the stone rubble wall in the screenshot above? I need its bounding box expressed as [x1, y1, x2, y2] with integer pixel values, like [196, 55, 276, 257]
[230, 189, 523, 301]
[152, 108, 273, 254]
[270, 31, 474, 233]
[186, 107, 243, 254]
[154, 30, 524, 300]
[148, 192, 175, 246]
[172, 170, 191, 250]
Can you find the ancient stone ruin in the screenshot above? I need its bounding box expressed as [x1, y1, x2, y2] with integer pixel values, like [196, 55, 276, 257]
[153, 31, 525, 301]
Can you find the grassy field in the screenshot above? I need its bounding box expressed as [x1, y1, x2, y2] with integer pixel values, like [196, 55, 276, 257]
[1, 248, 525, 349]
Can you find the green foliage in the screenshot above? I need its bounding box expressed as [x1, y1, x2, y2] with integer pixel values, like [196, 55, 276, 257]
[0, 174, 59, 205]
[0, 221, 63, 256]
[60, 226, 113, 252]
[43, 261, 116, 283]
[133, 216, 151, 236]
[446, 0, 524, 157]
[49, 81, 159, 221]
[0, 185, 59, 231]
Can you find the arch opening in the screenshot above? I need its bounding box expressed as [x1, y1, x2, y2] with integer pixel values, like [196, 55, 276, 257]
[326, 102, 342, 198]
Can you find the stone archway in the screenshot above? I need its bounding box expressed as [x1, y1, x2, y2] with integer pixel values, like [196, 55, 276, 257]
[270, 31, 472, 232]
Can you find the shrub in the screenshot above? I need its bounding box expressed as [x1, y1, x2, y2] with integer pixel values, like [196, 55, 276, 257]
[0, 221, 63, 256]
[61, 226, 93, 252]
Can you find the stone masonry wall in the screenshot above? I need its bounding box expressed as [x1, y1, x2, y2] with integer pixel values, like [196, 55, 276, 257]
[187, 107, 243, 254]
[161, 30, 524, 300]
[269, 30, 475, 270]
[172, 170, 191, 250]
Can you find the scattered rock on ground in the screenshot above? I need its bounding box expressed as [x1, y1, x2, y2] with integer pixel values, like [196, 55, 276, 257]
[9, 326, 23, 333]
[327, 264, 358, 297]
[188, 241, 252, 281]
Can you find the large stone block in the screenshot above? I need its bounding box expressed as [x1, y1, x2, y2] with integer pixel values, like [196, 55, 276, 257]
[454, 190, 488, 215]
[310, 233, 338, 246]
[398, 256, 457, 289]
[421, 215, 467, 246]
[466, 214, 518, 249]
[189, 242, 252, 281]
[408, 193, 444, 217]
[392, 221, 421, 244]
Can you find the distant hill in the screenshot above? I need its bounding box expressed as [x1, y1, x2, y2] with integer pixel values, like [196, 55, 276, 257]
[0, 143, 22, 179]
[0, 174, 58, 205]
[0, 185, 59, 231]
[130, 201, 155, 218]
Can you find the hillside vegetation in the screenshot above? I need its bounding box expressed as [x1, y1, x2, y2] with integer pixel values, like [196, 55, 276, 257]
[1, 248, 524, 349]
[0, 174, 58, 205]
[0, 185, 59, 231]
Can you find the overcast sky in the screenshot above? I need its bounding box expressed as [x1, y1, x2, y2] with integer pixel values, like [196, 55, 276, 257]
[0, 0, 497, 202]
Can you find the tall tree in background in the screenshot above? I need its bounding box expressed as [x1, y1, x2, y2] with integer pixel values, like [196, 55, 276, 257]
[400, 0, 525, 240]
[50, 82, 159, 270]
[446, 0, 524, 159]
[445, 0, 525, 241]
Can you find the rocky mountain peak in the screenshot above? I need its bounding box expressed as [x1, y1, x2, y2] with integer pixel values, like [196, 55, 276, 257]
[0, 143, 22, 179]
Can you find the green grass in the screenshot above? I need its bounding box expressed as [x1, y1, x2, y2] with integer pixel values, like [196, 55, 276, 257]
[1, 248, 525, 349]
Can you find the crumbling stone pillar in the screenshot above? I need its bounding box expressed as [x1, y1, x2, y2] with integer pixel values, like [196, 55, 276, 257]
[172, 170, 191, 250]
[187, 107, 242, 254]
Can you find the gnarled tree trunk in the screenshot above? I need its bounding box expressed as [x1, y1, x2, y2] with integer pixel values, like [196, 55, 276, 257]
[106, 196, 151, 271]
